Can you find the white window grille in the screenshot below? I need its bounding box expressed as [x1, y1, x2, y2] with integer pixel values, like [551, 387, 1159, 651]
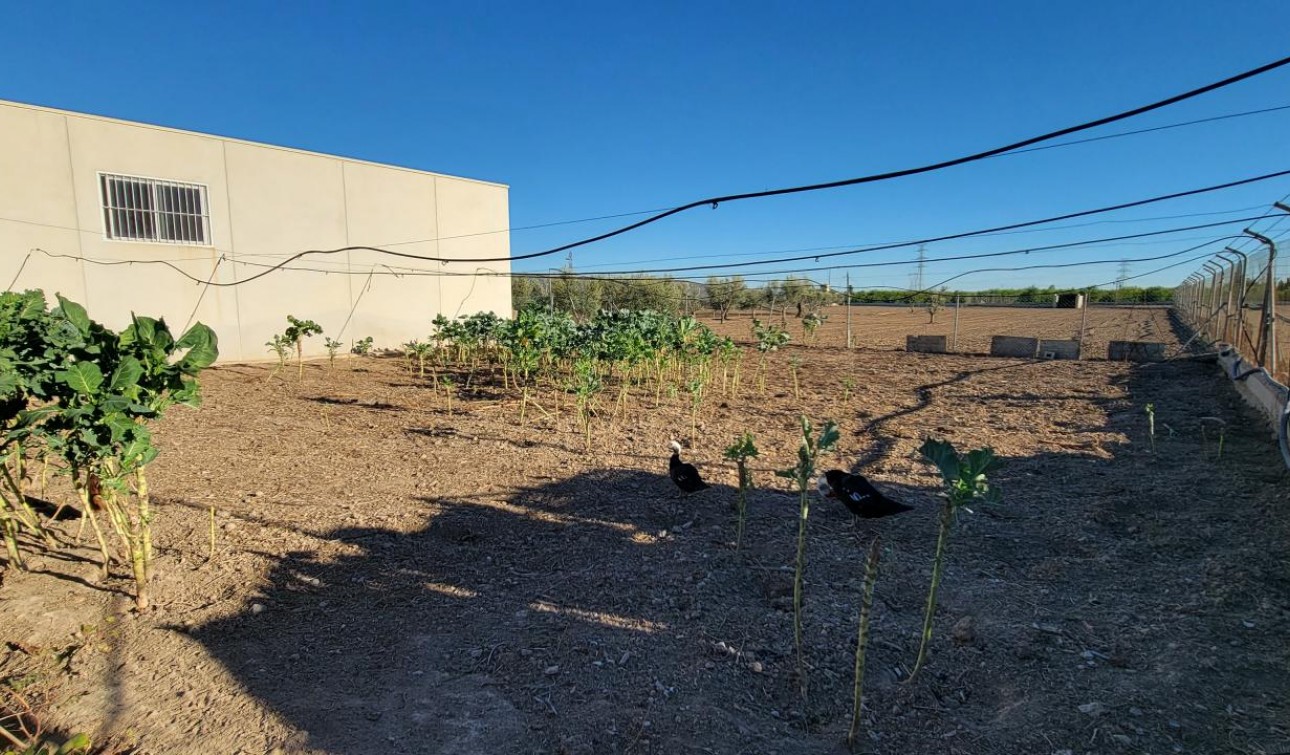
[99, 173, 211, 245]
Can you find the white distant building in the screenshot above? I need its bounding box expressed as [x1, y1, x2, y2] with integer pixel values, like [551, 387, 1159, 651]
[0, 98, 511, 361]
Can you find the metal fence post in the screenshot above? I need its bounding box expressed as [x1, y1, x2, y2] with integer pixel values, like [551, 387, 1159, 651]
[1245, 230, 1278, 373]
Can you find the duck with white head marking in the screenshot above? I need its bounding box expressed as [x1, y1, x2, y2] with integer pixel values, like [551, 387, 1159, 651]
[668, 440, 708, 494]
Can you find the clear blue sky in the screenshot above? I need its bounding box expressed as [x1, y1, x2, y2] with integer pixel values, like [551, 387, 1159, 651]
[4, 2, 1289, 292]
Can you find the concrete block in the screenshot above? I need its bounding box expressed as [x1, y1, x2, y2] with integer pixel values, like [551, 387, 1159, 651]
[990, 335, 1038, 358]
[1107, 341, 1167, 362]
[906, 335, 947, 353]
[1038, 339, 1080, 360]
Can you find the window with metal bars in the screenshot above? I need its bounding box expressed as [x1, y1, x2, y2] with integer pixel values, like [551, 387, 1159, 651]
[99, 173, 211, 245]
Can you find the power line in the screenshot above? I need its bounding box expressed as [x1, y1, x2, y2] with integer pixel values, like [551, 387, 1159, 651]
[55, 213, 1259, 291]
[488, 54, 1290, 265]
[539, 169, 1290, 276]
[31, 53, 1281, 284]
[573, 203, 1268, 271]
[28, 169, 1290, 289]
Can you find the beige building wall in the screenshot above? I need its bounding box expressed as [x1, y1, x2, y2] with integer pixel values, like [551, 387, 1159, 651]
[0, 99, 511, 362]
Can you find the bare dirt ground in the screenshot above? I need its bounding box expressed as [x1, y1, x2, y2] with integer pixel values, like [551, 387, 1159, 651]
[705, 303, 1173, 356]
[2, 307, 1288, 755]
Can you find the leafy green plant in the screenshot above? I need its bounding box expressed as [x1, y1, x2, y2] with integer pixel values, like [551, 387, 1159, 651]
[841, 377, 855, 402]
[751, 319, 790, 393]
[283, 315, 322, 379]
[45, 295, 218, 610]
[848, 536, 882, 748]
[776, 416, 839, 698]
[265, 333, 292, 375]
[910, 438, 1001, 680]
[802, 312, 825, 344]
[571, 358, 602, 450]
[403, 340, 434, 378]
[0, 291, 62, 569]
[323, 337, 343, 369]
[722, 433, 759, 551]
[350, 336, 374, 356]
[441, 375, 456, 414]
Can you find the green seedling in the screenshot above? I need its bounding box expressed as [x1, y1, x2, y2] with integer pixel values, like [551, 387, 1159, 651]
[722, 433, 759, 551]
[910, 438, 1001, 680]
[441, 375, 456, 414]
[350, 336, 374, 357]
[283, 315, 322, 380]
[323, 337, 343, 369]
[802, 312, 826, 344]
[265, 333, 292, 375]
[841, 377, 855, 402]
[776, 416, 839, 699]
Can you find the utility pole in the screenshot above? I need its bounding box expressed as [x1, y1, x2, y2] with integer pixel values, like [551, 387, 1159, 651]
[1115, 259, 1130, 302]
[909, 245, 927, 313]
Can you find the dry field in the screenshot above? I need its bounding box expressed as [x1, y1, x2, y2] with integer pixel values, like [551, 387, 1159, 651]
[703, 303, 1173, 357]
[2, 309, 1288, 755]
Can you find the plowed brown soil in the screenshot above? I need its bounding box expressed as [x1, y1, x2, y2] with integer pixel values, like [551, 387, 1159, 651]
[2, 307, 1287, 755]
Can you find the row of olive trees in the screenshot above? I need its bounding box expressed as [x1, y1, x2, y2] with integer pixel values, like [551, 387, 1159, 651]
[512, 273, 840, 322]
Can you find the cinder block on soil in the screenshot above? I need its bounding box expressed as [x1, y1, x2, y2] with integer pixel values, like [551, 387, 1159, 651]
[906, 335, 947, 353]
[1107, 341, 1167, 362]
[1038, 339, 1080, 360]
[989, 335, 1038, 358]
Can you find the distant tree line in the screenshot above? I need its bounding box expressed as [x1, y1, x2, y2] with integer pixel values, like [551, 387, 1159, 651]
[513, 274, 1178, 318]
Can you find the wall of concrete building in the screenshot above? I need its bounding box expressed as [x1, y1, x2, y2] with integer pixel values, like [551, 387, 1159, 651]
[0, 99, 511, 361]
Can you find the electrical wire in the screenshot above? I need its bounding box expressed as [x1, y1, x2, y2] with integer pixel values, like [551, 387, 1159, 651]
[27, 170, 1290, 288]
[25, 53, 1282, 285]
[534, 170, 1290, 276]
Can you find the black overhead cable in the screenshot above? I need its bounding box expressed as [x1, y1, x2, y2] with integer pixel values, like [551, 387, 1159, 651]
[29, 170, 1290, 289]
[40, 53, 1287, 286]
[539, 170, 1290, 276]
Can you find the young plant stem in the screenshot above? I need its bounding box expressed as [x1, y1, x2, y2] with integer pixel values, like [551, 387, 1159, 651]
[848, 536, 882, 748]
[208, 505, 217, 561]
[793, 485, 810, 700]
[910, 502, 954, 680]
[76, 478, 112, 579]
[137, 466, 153, 579]
[734, 460, 748, 551]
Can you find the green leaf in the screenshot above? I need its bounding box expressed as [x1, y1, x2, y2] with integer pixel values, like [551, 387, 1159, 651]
[176, 323, 219, 372]
[57, 732, 93, 755]
[964, 447, 1001, 477]
[919, 438, 960, 483]
[817, 420, 840, 453]
[57, 362, 104, 396]
[54, 294, 91, 335]
[109, 356, 144, 392]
